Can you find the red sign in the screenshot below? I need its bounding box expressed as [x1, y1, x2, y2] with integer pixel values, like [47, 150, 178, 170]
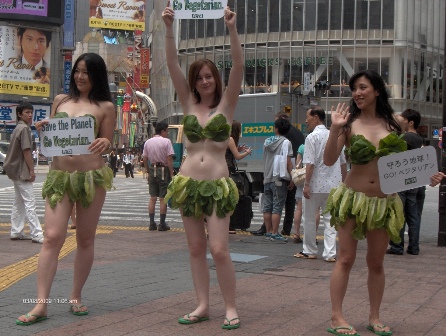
[139, 48, 150, 89]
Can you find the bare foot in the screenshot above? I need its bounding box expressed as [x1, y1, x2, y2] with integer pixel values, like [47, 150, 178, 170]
[16, 309, 48, 325]
[368, 323, 392, 334]
[181, 307, 209, 322]
[330, 318, 358, 335]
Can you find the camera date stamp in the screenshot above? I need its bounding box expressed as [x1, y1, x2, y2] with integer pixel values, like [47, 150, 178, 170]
[22, 298, 78, 304]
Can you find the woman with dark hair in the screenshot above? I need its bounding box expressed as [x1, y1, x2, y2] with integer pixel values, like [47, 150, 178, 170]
[162, 1, 243, 330]
[324, 70, 445, 336]
[225, 120, 251, 174]
[16, 53, 115, 326]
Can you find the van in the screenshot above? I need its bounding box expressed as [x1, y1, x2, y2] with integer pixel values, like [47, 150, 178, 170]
[0, 141, 10, 174]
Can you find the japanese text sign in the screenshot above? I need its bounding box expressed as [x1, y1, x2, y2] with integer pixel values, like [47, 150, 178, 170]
[171, 0, 227, 19]
[378, 146, 438, 194]
[40, 117, 95, 157]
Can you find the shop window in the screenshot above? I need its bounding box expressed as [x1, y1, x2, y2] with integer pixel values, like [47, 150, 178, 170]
[305, 0, 316, 31]
[188, 19, 196, 39]
[382, 0, 395, 29]
[343, 0, 355, 29]
[317, 0, 329, 30]
[281, 0, 291, 32]
[293, 1, 304, 31]
[236, 0, 245, 34]
[355, 0, 368, 30]
[247, 0, 256, 34]
[180, 20, 187, 40]
[269, 1, 279, 32]
[206, 19, 214, 38]
[330, 0, 342, 30]
[197, 20, 204, 38]
[369, 0, 381, 29]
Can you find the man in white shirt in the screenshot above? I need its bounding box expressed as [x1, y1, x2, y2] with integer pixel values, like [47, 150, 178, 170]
[295, 106, 347, 262]
[123, 150, 135, 178]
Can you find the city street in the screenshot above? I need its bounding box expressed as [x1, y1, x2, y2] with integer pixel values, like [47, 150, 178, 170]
[0, 168, 446, 335]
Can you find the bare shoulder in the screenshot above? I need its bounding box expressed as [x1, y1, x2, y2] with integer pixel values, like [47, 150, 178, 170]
[53, 94, 69, 106]
[100, 100, 115, 113]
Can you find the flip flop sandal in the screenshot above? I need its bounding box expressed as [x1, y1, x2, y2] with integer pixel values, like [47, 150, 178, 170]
[222, 317, 240, 330]
[367, 324, 392, 335]
[70, 304, 89, 316]
[178, 314, 209, 324]
[327, 325, 360, 335]
[16, 313, 48, 326]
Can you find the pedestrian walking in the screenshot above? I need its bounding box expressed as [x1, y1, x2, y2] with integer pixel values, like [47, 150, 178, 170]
[3, 102, 44, 244]
[123, 150, 135, 178]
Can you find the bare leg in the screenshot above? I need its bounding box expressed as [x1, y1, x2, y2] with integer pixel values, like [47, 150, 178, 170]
[271, 213, 281, 234]
[159, 197, 167, 215]
[17, 195, 72, 322]
[366, 229, 392, 334]
[148, 196, 157, 215]
[293, 199, 302, 237]
[70, 187, 106, 311]
[329, 218, 359, 335]
[181, 213, 210, 320]
[263, 212, 272, 233]
[70, 204, 76, 229]
[207, 213, 239, 326]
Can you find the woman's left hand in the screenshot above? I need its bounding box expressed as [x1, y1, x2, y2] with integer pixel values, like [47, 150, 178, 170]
[429, 172, 446, 187]
[224, 6, 236, 27]
[88, 138, 110, 155]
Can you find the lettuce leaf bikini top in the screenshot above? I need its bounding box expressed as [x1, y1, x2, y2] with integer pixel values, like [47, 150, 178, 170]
[346, 131, 407, 165]
[182, 114, 231, 143]
[53, 111, 99, 138]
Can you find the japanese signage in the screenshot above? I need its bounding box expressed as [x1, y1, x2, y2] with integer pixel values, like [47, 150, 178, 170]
[89, 0, 145, 30]
[0, 102, 50, 126]
[63, 52, 72, 93]
[378, 146, 439, 194]
[242, 123, 274, 137]
[40, 117, 95, 157]
[0, 0, 48, 16]
[171, 0, 227, 19]
[63, 0, 75, 49]
[139, 48, 149, 88]
[0, 25, 51, 97]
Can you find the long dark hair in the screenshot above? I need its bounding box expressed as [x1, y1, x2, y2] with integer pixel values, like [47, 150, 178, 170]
[345, 70, 401, 135]
[188, 59, 222, 109]
[231, 120, 242, 146]
[57, 53, 112, 110]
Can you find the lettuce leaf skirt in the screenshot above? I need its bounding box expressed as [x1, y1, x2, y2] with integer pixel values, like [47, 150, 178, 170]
[42, 166, 114, 209]
[325, 183, 404, 243]
[164, 174, 239, 219]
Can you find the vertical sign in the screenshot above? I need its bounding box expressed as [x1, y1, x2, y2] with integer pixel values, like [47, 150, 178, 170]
[140, 48, 150, 89]
[63, 0, 75, 49]
[64, 52, 72, 94]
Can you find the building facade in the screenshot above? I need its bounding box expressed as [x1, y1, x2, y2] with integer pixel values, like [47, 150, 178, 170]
[150, 0, 444, 142]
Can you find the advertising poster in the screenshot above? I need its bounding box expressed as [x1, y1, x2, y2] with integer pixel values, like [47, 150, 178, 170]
[0, 25, 51, 97]
[89, 0, 145, 30]
[0, 101, 51, 126]
[0, 0, 48, 16]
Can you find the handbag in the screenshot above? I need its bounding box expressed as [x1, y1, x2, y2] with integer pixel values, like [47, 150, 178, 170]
[290, 159, 306, 186]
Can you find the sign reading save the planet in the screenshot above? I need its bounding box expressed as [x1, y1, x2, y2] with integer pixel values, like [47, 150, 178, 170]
[171, 0, 228, 19]
[39, 117, 95, 157]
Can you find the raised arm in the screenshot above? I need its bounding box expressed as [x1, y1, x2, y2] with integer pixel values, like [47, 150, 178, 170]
[162, 1, 191, 107]
[228, 137, 251, 160]
[220, 7, 243, 119]
[324, 103, 349, 166]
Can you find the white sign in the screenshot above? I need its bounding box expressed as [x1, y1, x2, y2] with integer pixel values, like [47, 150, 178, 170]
[40, 117, 95, 157]
[378, 146, 438, 194]
[171, 0, 227, 19]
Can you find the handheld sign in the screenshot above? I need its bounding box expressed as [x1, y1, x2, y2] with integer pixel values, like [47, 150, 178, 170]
[378, 146, 438, 194]
[40, 117, 95, 157]
[171, 0, 227, 19]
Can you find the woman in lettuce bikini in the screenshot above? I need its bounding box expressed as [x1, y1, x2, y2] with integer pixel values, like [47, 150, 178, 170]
[162, 2, 243, 330]
[16, 53, 115, 325]
[324, 70, 445, 336]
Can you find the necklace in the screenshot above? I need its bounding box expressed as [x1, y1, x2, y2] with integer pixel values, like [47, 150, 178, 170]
[208, 108, 217, 117]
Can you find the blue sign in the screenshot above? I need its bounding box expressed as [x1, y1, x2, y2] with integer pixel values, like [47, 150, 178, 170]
[63, 0, 75, 49]
[64, 60, 72, 93]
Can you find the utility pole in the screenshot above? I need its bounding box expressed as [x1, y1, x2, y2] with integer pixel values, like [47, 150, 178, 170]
[438, 3, 446, 246]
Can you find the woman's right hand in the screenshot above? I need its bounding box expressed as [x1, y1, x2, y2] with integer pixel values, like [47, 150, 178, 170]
[34, 118, 49, 132]
[162, 1, 174, 27]
[330, 102, 350, 128]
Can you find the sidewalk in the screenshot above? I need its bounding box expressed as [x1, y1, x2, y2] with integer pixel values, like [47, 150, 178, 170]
[1, 223, 446, 336]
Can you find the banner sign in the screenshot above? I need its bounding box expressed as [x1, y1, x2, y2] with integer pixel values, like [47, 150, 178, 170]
[40, 117, 95, 157]
[0, 25, 51, 97]
[63, 52, 72, 93]
[242, 122, 274, 137]
[171, 0, 227, 19]
[139, 48, 149, 88]
[0, 102, 50, 125]
[63, 0, 75, 49]
[89, 0, 145, 30]
[378, 146, 439, 194]
[0, 0, 48, 16]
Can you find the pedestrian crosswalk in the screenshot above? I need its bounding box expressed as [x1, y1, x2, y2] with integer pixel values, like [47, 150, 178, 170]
[0, 176, 265, 228]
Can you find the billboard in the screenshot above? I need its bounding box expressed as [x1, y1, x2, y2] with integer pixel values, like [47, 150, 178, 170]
[0, 101, 51, 126]
[0, 25, 51, 97]
[89, 0, 145, 30]
[0, 0, 48, 16]
[0, 0, 63, 25]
